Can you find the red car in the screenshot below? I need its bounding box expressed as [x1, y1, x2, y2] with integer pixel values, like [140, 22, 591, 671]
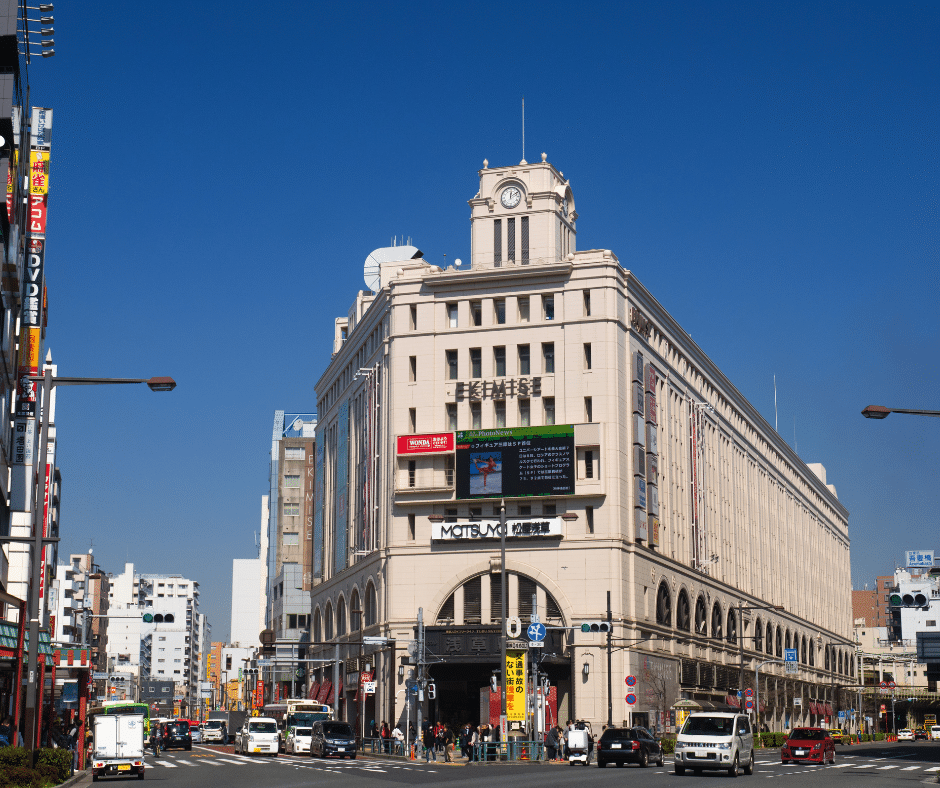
[781, 728, 835, 764]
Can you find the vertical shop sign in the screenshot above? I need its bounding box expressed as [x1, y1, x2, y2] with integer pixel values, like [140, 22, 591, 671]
[334, 399, 350, 574]
[313, 429, 325, 580]
[505, 649, 526, 721]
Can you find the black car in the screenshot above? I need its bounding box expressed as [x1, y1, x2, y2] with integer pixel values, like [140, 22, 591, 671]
[161, 720, 192, 751]
[311, 720, 356, 759]
[914, 728, 929, 741]
[597, 726, 664, 768]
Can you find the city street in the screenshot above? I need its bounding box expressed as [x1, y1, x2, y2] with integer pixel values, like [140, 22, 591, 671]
[69, 741, 940, 788]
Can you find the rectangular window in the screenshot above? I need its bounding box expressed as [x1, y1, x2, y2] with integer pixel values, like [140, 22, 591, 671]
[494, 346, 506, 377]
[544, 397, 555, 425]
[445, 455, 455, 486]
[585, 450, 594, 478]
[544, 503, 556, 516]
[543, 294, 555, 321]
[490, 575, 503, 621]
[521, 216, 529, 263]
[284, 446, 304, 460]
[283, 533, 300, 545]
[471, 402, 481, 430]
[519, 398, 530, 427]
[410, 305, 417, 330]
[471, 300, 482, 326]
[518, 344, 530, 375]
[469, 506, 482, 521]
[586, 505, 594, 533]
[518, 297, 530, 322]
[408, 513, 416, 540]
[446, 350, 458, 380]
[585, 397, 593, 423]
[493, 219, 502, 265]
[409, 355, 417, 382]
[408, 460, 416, 488]
[583, 289, 591, 316]
[507, 218, 516, 261]
[283, 501, 300, 517]
[584, 343, 592, 369]
[519, 505, 531, 516]
[495, 298, 506, 324]
[447, 302, 458, 327]
[409, 408, 417, 433]
[470, 348, 482, 378]
[495, 400, 506, 428]
[465, 576, 482, 624]
[542, 342, 555, 374]
[444, 508, 458, 523]
[284, 475, 300, 488]
[446, 403, 457, 431]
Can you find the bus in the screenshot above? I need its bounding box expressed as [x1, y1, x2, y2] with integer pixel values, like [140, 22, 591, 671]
[263, 700, 333, 750]
[87, 701, 152, 738]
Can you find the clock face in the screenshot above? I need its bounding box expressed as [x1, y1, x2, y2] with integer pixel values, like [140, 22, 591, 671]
[501, 186, 521, 209]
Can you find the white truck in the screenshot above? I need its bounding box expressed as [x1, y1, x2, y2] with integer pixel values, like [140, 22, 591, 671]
[91, 713, 146, 782]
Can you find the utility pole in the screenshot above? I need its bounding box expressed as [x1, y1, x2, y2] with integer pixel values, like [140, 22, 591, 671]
[500, 500, 507, 740]
[416, 608, 424, 738]
[607, 591, 613, 728]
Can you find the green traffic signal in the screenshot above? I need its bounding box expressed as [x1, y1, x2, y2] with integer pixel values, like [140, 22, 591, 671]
[143, 613, 154, 623]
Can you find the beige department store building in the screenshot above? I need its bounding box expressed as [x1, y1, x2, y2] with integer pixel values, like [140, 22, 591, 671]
[306, 156, 854, 735]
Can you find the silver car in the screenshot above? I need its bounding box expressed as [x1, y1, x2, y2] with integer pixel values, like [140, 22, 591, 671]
[286, 726, 312, 754]
[190, 724, 203, 744]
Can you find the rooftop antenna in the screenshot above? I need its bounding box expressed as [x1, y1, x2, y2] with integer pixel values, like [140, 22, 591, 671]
[521, 96, 526, 164]
[773, 374, 778, 432]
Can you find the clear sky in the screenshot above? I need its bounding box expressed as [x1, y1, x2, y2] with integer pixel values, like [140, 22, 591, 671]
[28, 2, 938, 640]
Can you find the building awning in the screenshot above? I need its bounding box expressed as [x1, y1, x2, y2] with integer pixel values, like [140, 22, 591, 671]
[308, 681, 320, 700]
[0, 622, 52, 658]
[326, 679, 343, 705]
[824, 703, 833, 716]
[725, 695, 740, 708]
[316, 681, 331, 704]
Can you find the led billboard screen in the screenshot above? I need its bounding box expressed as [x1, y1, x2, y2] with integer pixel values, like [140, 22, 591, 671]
[455, 425, 575, 499]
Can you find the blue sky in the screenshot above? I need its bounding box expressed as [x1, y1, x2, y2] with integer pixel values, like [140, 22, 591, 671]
[29, 2, 938, 640]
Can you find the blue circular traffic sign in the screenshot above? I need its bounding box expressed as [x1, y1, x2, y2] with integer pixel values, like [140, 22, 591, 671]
[625, 693, 637, 705]
[625, 675, 637, 687]
[527, 622, 547, 642]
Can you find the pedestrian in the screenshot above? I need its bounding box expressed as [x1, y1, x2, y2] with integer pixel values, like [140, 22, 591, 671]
[422, 724, 436, 762]
[151, 723, 162, 758]
[370, 720, 379, 740]
[381, 721, 390, 753]
[444, 725, 454, 762]
[0, 716, 12, 747]
[392, 724, 404, 754]
[546, 725, 558, 761]
[470, 724, 480, 761]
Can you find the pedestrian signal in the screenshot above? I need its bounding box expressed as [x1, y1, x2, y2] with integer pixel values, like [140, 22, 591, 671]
[427, 683, 436, 699]
[490, 676, 498, 692]
[580, 621, 612, 633]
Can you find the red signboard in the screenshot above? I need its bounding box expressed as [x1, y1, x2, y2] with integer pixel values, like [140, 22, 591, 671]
[397, 433, 454, 455]
[29, 193, 47, 234]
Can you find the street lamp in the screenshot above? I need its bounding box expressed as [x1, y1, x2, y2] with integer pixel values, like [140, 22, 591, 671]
[20, 367, 175, 749]
[861, 405, 940, 419]
[738, 601, 784, 721]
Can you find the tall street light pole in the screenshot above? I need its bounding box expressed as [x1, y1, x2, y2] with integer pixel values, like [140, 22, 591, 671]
[22, 370, 175, 750]
[738, 601, 784, 720]
[861, 405, 940, 419]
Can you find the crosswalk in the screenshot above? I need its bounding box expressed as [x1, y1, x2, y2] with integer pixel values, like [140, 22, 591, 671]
[146, 752, 438, 774]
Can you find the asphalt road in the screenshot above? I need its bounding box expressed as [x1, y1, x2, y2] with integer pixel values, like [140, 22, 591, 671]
[72, 741, 940, 788]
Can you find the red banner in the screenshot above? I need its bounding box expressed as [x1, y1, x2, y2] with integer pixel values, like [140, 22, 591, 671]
[397, 433, 454, 455]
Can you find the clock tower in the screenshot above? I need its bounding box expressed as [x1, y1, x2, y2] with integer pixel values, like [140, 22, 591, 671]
[468, 153, 576, 268]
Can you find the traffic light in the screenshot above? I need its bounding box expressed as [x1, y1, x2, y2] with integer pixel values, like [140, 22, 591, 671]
[108, 675, 127, 683]
[888, 591, 928, 608]
[580, 621, 612, 634]
[142, 613, 154, 623]
[245, 668, 259, 678]
[427, 683, 436, 699]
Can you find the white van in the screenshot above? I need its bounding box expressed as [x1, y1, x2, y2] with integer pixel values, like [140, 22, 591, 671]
[674, 712, 755, 776]
[931, 725, 940, 741]
[234, 717, 279, 756]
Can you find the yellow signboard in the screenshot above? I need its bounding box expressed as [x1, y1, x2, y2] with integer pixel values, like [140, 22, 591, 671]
[29, 150, 50, 195]
[506, 649, 526, 721]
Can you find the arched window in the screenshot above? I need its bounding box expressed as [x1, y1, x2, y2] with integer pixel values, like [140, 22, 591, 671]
[325, 602, 334, 640]
[676, 590, 691, 632]
[365, 583, 377, 627]
[801, 635, 807, 664]
[337, 596, 347, 637]
[350, 590, 361, 630]
[656, 582, 672, 626]
[726, 609, 737, 644]
[695, 596, 708, 636]
[754, 619, 763, 652]
[711, 603, 723, 640]
[775, 627, 782, 657]
[785, 630, 791, 651]
[313, 608, 322, 642]
[766, 623, 773, 654]
[838, 651, 844, 675]
[825, 645, 831, 671]
[809, 639, 815, 667]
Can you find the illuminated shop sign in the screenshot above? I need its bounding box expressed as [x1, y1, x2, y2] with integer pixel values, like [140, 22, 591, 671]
[397, 433, 454, 455]
[432, 517, 563, 541]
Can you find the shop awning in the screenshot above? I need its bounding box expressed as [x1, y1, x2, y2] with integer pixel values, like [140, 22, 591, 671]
[308, 681, 320, 700]
[0, 622, 52, 658]
[326, 679, 343, 705]
[316, 681, 331, 704]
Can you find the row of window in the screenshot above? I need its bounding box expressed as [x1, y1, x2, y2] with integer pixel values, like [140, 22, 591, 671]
[438, 343, 568, 380]
[437, 572, 563, 625]
[312, 584, 378, 642]
[408, 291, 592, 333]
[410, 395, 595, 433]
[654, 582, 854, 676]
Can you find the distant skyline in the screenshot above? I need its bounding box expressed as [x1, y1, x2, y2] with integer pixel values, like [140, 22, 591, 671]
[27, 1, 938, 641]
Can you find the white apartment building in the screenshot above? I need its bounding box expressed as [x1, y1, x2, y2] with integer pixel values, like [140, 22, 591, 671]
[306, 156, 854, 735]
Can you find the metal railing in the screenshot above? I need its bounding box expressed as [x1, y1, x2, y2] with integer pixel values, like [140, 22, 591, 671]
[360, 737, 548, 761]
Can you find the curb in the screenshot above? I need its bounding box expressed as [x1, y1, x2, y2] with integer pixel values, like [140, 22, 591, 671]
[57, 769, 91, 788]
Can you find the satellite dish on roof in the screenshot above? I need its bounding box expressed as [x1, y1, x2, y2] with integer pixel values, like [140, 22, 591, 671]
[364, 245, 422, 292]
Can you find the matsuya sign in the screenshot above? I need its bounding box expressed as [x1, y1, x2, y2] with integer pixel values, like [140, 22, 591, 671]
[432, 517, 562, 542]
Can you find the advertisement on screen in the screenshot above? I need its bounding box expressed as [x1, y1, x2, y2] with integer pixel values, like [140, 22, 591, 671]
[455, 425, 575, 499]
